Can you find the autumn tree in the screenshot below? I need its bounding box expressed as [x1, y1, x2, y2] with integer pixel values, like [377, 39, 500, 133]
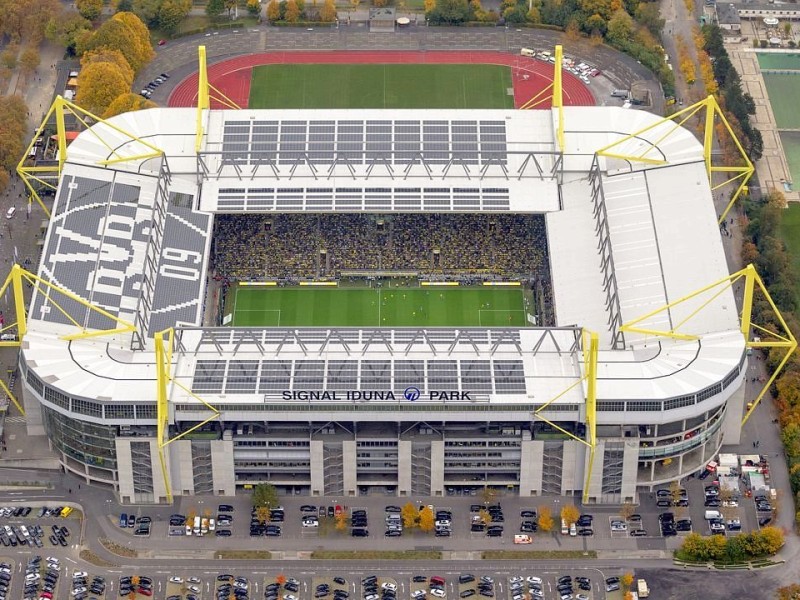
[621, 573, 634, 591]
[76, 61, 131, 115]
[560, 504, 579, 527]
[418, 506, 435, 532]
[133, 0, 162, 24]
[619, 501, 635, 521]
[284, 0, 301, 21]
[0, 95, 28, 195]
[247, 0, 261, 16]
[335, 511, 349, 531]
[319, 0, 336, 21]
[77, 0, 104, 20]
[255, 506, 271, 524]
[78, 12, 154, 74]
[401, 502, 418, 529]
[777, 584, 800, 600]
[0, 46, 18, 70]
[606, 9, 633, 44]
[537, 506, 554, 532]
[19, 47, 40, 75]
[478, 508, 491, 525]
[82, 49, 134, 88]
[480, 486, 497, 506]
[266, 0, 281, 20]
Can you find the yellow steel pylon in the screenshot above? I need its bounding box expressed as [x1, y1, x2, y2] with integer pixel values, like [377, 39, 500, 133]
[154, 328, 221, 503]
[532, 328, 597, 504]
[595, 95, 754, 224]
[195, 46, 242, 153]
[0, 264, 141, 415]
[17, 97, 166, 219]
[519, 45, 565, 152]
[619, 264, 796, 426]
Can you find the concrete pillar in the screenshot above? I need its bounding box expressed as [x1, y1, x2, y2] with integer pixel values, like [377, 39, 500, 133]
[342, 440, 357, 496]
[211, 439, 235, 496]
[114, 438, 134, 503]
[620, 439, 640, 503]
[720, 378, 746, 445]
[398, 440, 412, 496]
[21, 384, 45, 436]
[582, 440, 604, 502]
[519, 440, 543, 496]
[168, 440, 194, 496]
[430, 440, 444, 497]
[310, 440, 325, 496]
[561, 440, 581, 495]
[149, 439, 169, 503]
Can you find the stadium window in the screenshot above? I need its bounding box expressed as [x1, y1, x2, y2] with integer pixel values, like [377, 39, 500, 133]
[597, 401, 624, 412]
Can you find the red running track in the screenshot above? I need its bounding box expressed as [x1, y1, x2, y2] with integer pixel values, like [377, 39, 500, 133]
[168, 50, 596, 109]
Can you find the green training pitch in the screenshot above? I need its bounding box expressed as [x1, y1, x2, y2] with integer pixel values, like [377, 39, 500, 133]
[248, 64, 515, 109]
[229, 287, 527, 327]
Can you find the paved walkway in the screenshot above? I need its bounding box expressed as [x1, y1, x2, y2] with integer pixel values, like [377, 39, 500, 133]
[727, 46, 799, 201]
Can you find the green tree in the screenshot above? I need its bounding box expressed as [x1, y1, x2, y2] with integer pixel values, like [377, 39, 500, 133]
[76, 61, 131, 115]
[418, 506, 435, 532]
[206, 0, 224, 17]
[76, 0, 104, 20]
[158, 0, 191, 32]
[132, 0, 162, 26]
[606, 9, 633, 44]
[45, 12, 92, 55]
[428, 0, 470, 24]
[401, 502, 418, 529]
[252, 482, 279, 507]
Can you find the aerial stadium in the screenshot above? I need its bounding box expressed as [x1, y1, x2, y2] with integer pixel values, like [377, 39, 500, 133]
[7, 46, 794, 505]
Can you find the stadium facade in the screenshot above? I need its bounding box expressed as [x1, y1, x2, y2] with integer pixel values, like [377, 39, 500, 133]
[16, 96, 754, 504]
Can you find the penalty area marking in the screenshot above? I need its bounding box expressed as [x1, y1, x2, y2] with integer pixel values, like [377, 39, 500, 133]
[478, 309, 527, 327]
[233, 308, 282, 326]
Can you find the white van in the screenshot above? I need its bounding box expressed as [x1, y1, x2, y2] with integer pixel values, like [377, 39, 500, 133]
[520, 48, 535, 57]
[513, 534, 532, 544]
[5, 207, 15, 220]
[704, 510, 722, 520]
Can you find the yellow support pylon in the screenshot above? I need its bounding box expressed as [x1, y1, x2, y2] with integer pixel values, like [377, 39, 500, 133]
[619, 264, 796, 425]
[154, 328, 221, 503]
[532, 328, 597, 503]
[595, 95, 754, 224]
[195, 45, 242, 154]
[17, 97, 165, 218]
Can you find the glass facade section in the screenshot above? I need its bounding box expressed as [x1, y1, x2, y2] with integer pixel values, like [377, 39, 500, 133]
[42, 406, 118, 470]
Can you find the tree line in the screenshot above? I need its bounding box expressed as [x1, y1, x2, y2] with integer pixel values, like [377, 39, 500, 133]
[740, 190, 800, 530]
[701, 24, 763, 161]
[677, 526, 784, 563]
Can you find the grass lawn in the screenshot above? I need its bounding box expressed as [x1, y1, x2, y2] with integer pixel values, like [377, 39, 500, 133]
[229, 287, 527, 327]
[779, 203, 800, 299]
[248, 64, 514, 109]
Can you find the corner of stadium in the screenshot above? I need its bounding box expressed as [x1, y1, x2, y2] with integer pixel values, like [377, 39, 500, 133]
[9, 44, 792, 506]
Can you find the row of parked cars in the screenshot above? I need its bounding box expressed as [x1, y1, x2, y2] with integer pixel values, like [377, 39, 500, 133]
[23, 556, 60, 600]
[139, 73, 170, 98]
[119, 575, 153, 597]
[362, 576, 397, 600]
[216, 574, 249, 600]
[72, 571, 105, 600]
[0, 562, 9, 600]
[0, 506, 73, 518]
[2, 522, 69, 547]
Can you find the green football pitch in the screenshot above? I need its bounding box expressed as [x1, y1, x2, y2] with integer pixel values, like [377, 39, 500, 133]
[248, 64, 515, 109]
[229, 287, 527, 327]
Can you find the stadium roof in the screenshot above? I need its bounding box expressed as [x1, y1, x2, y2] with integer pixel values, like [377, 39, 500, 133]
[23, 105, 746, 417]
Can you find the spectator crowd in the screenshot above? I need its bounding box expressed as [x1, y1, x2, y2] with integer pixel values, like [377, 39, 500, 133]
[213, 214, 551, 282]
